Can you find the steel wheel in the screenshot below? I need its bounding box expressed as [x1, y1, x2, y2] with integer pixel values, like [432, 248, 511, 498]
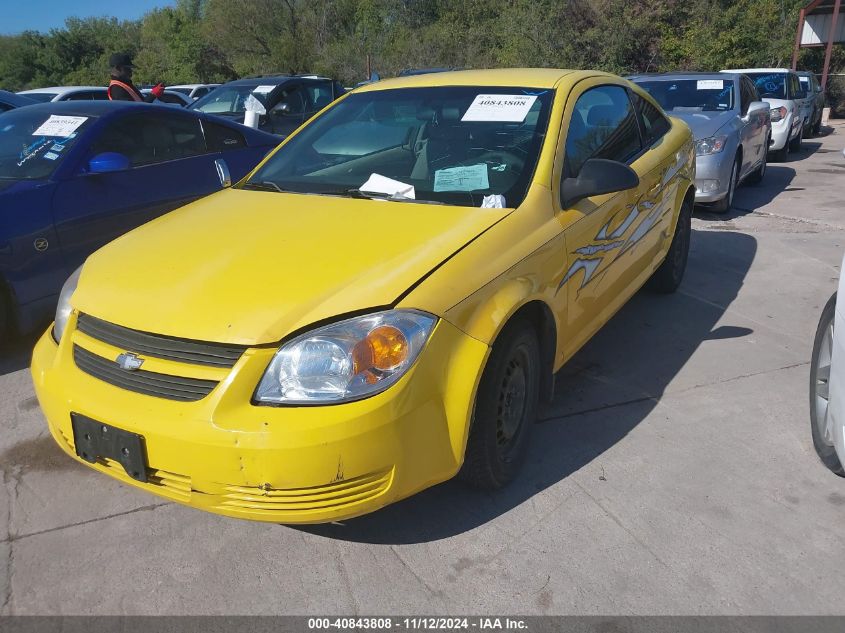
[809, 294, 844, 475]
[495, 346, 530, 460]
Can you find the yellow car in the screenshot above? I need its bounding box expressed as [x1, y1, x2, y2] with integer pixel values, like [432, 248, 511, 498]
[32, 69, 694, 524]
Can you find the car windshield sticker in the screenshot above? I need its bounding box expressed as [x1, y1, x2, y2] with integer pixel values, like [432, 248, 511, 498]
[697, 80, 724, 90]
[43, 152, 59, 160]
[433, 164, 490, 192]
[50, 143, 65, 152]
[252, 85, 276, 94]
[360, 173, 415, 199]
[461, 94, 537, 122]
[17, 138, 50, 166]
[32, 115, 88, 137]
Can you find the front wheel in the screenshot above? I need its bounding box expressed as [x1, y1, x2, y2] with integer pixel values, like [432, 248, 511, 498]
[789, 124, 803, 152]
[711, 158, 738, 214]
[746, 143, 767, 185]
[646, 196, 691, 294]
[810, 294, 844, 476]
[460, 318, 540, 490]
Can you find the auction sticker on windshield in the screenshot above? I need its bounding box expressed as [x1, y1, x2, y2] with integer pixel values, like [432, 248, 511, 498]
[252, 85, 276, 94]
[32, 115, 88, 138]
[434, 164, 489, 192]
[697, 80, 724, 90]
[461, 94, 537, 122]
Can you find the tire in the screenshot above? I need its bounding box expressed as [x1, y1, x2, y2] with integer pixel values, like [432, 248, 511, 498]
[789, 124, 803, 152]
[459, 317, 540, 490]
[809, 294, 845, 476]
[813, 113, 822, 136]
[771, 139, 789, 162]
[0, 286, 10, 343]
[646, 196, 691, 294]
[746, 142, 767, 185]
[711, 157, 739, 214]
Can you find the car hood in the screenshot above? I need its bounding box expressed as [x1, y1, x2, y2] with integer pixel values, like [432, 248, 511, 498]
[668, 110, 735, 139]
[73, 188, 511, 345]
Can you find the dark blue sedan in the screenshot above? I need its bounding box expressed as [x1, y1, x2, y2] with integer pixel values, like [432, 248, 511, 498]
[0, 89, 37, 112]
[0, 101, 279, 337]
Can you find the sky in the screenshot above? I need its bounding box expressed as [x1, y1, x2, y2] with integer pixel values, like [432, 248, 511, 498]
[1, 0, 175, 35]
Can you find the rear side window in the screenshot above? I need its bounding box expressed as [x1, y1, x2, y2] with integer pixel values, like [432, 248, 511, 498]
[92, 113, 206, 167]
[204, 120, 247, 151]
[631, 92, 670, 146]
[304, 81, 334, 111]
[566, 85, 641, 175]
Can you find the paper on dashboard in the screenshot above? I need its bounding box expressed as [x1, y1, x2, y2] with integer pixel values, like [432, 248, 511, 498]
[360, 173, 416, 199]
[32, 115, 88, 138]
[434, 163, 489, 192]
[696, 80, 724, 90]
[461, 94, 537, 122]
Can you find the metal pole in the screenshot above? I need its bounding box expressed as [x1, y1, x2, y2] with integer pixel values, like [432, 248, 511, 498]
[821, 0, 842, 92]
[792, 8, 806, 70]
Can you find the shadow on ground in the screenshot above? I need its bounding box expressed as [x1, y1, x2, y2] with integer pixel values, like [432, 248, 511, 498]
[0, 330, 40, 377]
[300, 228, 757, 544]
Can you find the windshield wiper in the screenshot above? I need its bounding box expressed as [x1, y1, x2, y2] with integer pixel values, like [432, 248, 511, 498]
[344, 188, 446, 205]
[241, 181, 285, 193]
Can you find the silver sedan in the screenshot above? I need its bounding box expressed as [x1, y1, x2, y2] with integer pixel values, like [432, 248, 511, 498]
[629, 72, 771, 213]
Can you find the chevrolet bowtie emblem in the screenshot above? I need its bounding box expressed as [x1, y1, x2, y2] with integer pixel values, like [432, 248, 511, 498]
[115, 352, 144, 371]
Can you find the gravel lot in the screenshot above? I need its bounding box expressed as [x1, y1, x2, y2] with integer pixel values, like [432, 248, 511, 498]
[1, 123, 844, 615]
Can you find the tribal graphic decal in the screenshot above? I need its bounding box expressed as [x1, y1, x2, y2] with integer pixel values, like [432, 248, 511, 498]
[557, 151, 686, 293]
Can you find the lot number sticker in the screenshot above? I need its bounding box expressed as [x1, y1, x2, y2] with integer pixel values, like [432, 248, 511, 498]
[252, 85, 276, 94]
[462, 94, 537, 122]
[32, 115, 88, 137]
[434, 164, 489, 192]
[697, 80, 724, 90]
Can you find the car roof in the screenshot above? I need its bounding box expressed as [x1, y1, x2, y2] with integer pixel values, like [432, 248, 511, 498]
[723, 68, 793, 74]
[220, 75, 328, 87]
[169, 83, 220, 89]
[18, 86, 105, 95]
[629, 72, 741, 81]
[0, 89, 37, 106]
[354, 68, 586, 91]
[10, 100, 182, 117]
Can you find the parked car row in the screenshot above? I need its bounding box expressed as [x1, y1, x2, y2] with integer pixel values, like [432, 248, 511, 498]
[629, 67, 825, 213]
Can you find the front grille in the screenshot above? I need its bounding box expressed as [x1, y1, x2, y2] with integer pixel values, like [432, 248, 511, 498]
[218, 468, 394, 514]
[77, 313, 246, 368]
[73, 345, 218, 402]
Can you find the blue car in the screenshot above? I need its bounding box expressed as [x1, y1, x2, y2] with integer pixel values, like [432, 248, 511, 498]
[0, 89, 37, 113]
[0, 101, 279, 338]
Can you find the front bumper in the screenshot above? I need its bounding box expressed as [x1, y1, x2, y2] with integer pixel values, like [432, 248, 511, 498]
[693, 151, 735, 203]
[769, 114, 799, 151]
[32, 314, 489, 524]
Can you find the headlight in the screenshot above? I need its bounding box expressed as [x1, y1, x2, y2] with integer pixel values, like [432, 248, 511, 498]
[255, 310, 437, 405]
[695, 135, 728, 156]
[52, 266, 82, 343]
[770, 106, 787, 122]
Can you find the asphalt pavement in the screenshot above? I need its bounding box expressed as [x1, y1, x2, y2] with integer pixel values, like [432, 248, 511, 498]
[1, 123, 844, 615]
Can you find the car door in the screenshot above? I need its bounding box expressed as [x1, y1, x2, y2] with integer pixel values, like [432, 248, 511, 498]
[201, 118, 273, 180]
[738, 76, 765, 178]
[51, 110, 223, 273]
[554, 81, 661, 358]
[265, 83, 307, 137]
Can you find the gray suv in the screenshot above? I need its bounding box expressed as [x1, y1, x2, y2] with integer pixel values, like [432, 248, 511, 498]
[797, 71, 825, 136]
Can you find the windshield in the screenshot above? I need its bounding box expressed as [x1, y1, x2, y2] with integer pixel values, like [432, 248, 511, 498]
[20, 93, 57, 103]
[747, 73, 787, 99]
[0, 109, 95, 180]
[636, 79, 734, 112]
[191, 84, 274, 115]
[244, 86, 553, 207]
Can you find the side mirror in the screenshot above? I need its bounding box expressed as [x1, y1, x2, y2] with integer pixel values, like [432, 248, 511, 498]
[87, 152, 130, 174]
[744, 101, 769, 120]
[561, 159, 639, 209]
[273, 102, 291, 115]
[214, 158, 231, 188]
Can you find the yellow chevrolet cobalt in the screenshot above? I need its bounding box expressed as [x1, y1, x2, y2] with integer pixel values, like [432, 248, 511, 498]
[32, 69, 694, 523]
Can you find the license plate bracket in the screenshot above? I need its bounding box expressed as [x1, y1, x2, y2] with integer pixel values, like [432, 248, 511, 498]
[71, 413, 148, 482]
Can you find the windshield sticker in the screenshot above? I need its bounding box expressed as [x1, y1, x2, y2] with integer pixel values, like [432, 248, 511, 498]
[252, 85, 276, 94]
[461, 94, 537, 122]
[32, 115, 88, 138]
[43, 152, 59, 160]
[697, 80, 724, 90]
[360, 173, 415, 199]
[17, 138, 50, 166]
[434, 163, 490, 192]
[50, 143, 65, 152]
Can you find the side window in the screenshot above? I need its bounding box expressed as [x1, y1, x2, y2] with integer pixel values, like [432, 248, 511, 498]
[66, 92, 94, 101]
[91, 113, 206, 167]
[271, 86, 305, 116]
[739, 79, 752, 115]
[304, 81, 334, 111]
[204, 120, 247, 151]
[745, 77, 761, 102]
[631, 92, 670, 147]
[565, 85, 641, 176]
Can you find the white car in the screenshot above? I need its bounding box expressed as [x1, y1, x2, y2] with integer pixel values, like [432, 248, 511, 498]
[810, 268, 845, 477]
[723, 68, 813, 161]
[167, 83, 221, 100]
[16, 86, 108, 102]
[140, 88, 194, 107]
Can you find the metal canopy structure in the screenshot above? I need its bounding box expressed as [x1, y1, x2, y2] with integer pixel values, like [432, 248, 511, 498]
[792, 0, 843, 91]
